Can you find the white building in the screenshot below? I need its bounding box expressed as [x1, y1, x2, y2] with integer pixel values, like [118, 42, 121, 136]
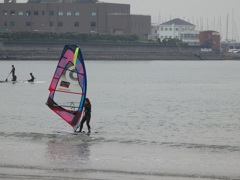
[159, 18, 199, 45]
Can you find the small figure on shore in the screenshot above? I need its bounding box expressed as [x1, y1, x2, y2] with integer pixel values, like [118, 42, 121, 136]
[78, 98, 92, 134]
[28, 73, 35, 82]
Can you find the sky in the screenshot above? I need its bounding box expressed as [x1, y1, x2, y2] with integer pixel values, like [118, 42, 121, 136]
[103, 0, 240, 42]
[1, 0, 240, 42]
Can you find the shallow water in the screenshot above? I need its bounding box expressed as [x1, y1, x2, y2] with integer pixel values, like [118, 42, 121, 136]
[0, 60, 240, 179]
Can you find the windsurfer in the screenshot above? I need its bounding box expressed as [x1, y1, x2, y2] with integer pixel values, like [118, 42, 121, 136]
[28, 73, 35, 82]
[78, 98, 91, 133]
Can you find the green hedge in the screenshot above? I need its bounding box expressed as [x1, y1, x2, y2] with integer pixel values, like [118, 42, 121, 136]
[0, 31, 188, 46]
[0, 31, 139, 43]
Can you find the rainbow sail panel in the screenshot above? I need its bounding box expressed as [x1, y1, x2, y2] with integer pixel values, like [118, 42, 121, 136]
[46, 45, 87, 131]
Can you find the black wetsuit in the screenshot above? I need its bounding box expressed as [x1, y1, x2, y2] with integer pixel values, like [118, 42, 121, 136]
[11, 66, 15, 80]
[28, 74, 35, 82]
[79, 103, 91, 133]
[12, 75, 17, 81]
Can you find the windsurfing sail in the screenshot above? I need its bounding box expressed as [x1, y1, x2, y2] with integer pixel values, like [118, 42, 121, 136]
[46, 45, 87, 131]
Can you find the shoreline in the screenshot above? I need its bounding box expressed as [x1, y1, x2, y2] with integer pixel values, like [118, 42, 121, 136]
[0, 42, 240, 60]
[0, 166, 224, 180]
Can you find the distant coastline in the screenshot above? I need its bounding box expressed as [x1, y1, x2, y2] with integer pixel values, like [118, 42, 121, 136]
[0, 42, 240, 61]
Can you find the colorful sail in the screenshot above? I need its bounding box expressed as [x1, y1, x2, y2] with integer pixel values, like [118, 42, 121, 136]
[46, 45, 87, 131]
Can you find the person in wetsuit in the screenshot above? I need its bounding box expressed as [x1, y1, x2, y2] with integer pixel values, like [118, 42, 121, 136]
[10, 65, 15, 81]
[28, 73, 35, 82]
[78, 98, 91, 133]
[12, 75, 17, 81]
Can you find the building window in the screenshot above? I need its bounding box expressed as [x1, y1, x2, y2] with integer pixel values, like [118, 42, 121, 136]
[91, 21, 96, 27]
[26, 21, 31, 26]
[74, 11, 79, 16]
[161, 27, 163, 31]
[58, 22, 63, 27]
[10, 11, 15, 15]
[74, 22, 79, 27]
[49, 22, 54, 27]
[169, 28, 172, 31]
[26, 11, 31, 16]
[3, 11, 7, 15]
[165, 28, 168, 31]
[10, 21, 15, 26]
[4, 21, 7, 26]
[58, 11, 63, 16]
[176, 28, 178, 31]
[34, 11, 38, 15]
[42, 11, 45, 15]
[66, 11, 71, 16]
[49, 11, 54, 16]
[18, 11, 23, 16]
[91, 11, 96, 16]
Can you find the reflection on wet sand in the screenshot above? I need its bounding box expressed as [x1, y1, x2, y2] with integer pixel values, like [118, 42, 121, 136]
[46, 137, 90, 166]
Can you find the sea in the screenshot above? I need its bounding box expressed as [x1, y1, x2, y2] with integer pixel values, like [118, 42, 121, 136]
[0, 60, 240, 180]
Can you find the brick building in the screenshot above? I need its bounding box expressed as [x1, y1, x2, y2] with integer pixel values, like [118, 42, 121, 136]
[198, 31, 220, 51]
[0, 0, 151, 40]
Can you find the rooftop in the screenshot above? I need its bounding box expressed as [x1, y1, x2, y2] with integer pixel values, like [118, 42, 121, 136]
[161, 18, 195, 26]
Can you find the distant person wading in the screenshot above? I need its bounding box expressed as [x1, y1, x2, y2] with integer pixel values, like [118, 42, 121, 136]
[28, 73, 35, 82]
[10, 65, 17, 81]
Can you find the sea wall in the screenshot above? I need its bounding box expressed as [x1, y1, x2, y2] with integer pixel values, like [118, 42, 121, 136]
[0, 42, 239, 60]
